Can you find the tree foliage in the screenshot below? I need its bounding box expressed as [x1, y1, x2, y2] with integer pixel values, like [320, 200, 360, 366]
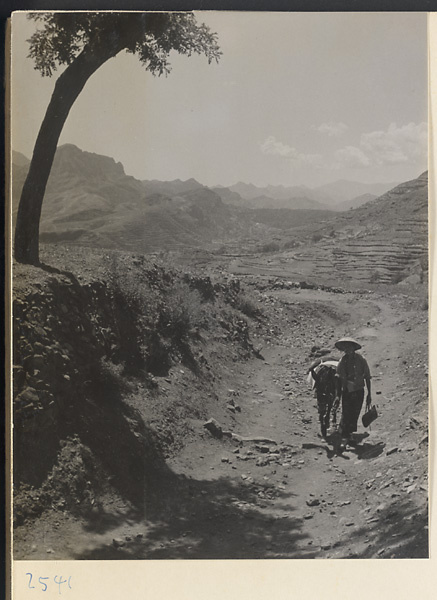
[15, 12, 221, 264]
[27, 12, 221, 77]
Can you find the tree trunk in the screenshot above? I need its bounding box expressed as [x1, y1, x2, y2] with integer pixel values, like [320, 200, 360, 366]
[14, 41, 124, 264]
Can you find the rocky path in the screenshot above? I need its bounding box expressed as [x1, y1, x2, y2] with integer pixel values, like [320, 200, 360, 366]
[13, 285, 428, 560]
[158, 287, 428, 559]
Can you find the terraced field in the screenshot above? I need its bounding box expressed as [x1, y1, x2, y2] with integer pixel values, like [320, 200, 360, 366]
[229, 173, 428, 286]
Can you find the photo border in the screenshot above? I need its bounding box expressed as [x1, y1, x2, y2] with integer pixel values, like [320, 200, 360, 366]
[5, 6, 435, 599]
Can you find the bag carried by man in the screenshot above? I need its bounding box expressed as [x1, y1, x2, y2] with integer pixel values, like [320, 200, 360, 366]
[362, 404, 378, 428]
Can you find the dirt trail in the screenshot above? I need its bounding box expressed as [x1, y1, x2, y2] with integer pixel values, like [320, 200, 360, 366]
[160, 287, 428, 559]
[14, 283, 427, 559]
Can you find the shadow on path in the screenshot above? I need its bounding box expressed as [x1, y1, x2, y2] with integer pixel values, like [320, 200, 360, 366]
[349, 441, 385, 460]
[38, 261, 83, 288]
[75, 465, 312, 559]
[334, 497, 428, 559]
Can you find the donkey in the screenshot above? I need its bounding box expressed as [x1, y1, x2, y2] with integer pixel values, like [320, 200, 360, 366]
[308, 360, 339, 438]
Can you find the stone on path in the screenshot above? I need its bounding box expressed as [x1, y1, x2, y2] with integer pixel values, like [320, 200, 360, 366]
[203, 418, 224, 438]
[306, 498, 320, 507]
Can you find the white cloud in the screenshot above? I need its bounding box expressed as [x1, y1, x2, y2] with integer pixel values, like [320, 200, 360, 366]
[261, 122, 427, 173]
[315, 121, 348, 137]
[334, 146, 370, 168]
[260, 136, 322, 166]
[360, 122, 427, 166]
[261, 136, 297, 158]
[334, 122, 427, 169]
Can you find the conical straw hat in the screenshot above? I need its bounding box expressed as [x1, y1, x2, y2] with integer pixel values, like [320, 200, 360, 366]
[335, 337, 362, 351]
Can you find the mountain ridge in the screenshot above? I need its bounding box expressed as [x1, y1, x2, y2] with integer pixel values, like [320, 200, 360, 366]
[12, 146, 425, 269]
[314, 178, 400, 205]
[12, 145, 248, 252]
[13, 146, 401, 208]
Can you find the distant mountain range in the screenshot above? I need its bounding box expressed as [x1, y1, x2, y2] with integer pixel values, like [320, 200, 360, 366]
[13, 147, 399, 214]
[12, 150, 30, 167]
[222, 191, 327, 211]
[226, 181, 330, 209]
[222, 179, 398, 210]
[12, 145, 421, 256]
[141, 177, 204, 197]
[314, 179, 399, 205]
[12, 145, 251, 252]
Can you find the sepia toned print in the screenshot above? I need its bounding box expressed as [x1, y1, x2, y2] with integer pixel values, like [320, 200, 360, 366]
[10, 11, 428, 561]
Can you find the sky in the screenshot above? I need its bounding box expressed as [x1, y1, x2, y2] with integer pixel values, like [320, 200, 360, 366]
[11, 11, 428, 188]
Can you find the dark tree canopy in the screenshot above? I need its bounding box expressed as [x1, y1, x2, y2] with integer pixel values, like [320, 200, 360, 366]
[14, 12, 221, 264]
[27, 12, 221, 77]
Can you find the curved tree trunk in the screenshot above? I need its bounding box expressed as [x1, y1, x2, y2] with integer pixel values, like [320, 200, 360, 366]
[14, 42, 124, 264]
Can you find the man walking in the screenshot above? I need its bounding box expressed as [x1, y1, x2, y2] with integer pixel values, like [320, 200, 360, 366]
[335, 337, 372, 445]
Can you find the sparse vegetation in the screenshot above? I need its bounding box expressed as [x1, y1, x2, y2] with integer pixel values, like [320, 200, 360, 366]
[13, 247, 269, 530]
[283, 239, 299, 249]
[258, 241, 281, 253]
[158, 283, 207, 341]
[233, 294, 261, 319]
[13, 240, 429, 560]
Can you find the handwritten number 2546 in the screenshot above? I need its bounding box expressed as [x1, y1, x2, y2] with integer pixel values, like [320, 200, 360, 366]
[26, 573, 72, 594]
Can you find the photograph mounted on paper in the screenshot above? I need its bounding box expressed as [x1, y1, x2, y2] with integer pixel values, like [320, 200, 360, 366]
[10, 11, 429, 560]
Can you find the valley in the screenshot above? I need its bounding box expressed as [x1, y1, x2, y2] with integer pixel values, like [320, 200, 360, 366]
[11, 147, 429, 560]
[12, 244, 428, 560]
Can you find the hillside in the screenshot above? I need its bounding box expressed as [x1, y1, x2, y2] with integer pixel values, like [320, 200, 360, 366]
[12, 243, 428, 560]
[11, 146, 346, 255]
[235, 194, 327, 211]
[12, 151, 428, 561]
[246, 208, 335, 231]
[314, 179, 399, 206]
[228, 172, 428, 286]
[12, 150, 30, 167]
[228, 181, 331, 209]
[212, 186, 248, 207]
[12, 148, 426, 286]
[338, 193, 377, 211]
[141, 178, 205, 197]
[225, 179, 399, 210]
[12, 145, 252, 252]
